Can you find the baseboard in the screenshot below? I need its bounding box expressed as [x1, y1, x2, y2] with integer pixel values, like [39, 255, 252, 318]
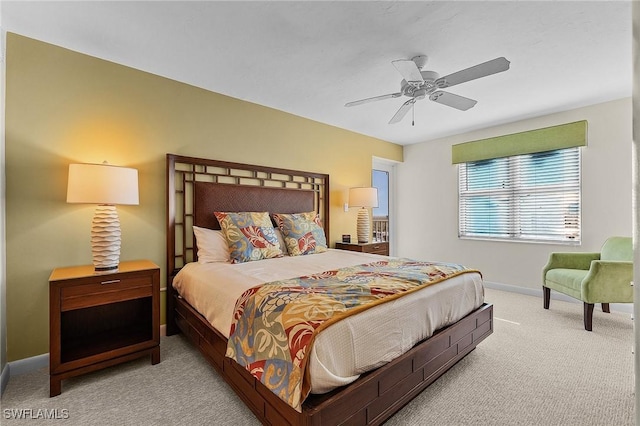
[1, 353, 49, 396]
[484, 281, 634, 315]
[0, 353, 48, 394]
[1, 362, 9, 396]
[8, 353, 49, 376]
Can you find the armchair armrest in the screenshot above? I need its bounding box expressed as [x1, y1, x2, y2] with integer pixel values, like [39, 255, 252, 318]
[543, 252, 600, 283]
[582, 260, 634, 303]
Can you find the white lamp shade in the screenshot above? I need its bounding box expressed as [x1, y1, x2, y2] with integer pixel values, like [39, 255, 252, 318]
[349, 187, 378, 208]
[67, 163, 139, 205]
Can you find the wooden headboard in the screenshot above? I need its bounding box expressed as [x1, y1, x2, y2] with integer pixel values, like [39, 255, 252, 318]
[193, 183, 315, 230]
[166, 154, 330, 277]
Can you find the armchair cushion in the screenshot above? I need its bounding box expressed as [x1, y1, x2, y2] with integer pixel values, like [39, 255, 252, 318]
[544, 268, 588, 300]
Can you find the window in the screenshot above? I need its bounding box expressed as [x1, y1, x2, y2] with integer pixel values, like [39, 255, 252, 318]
[458, 147, 580, 244]
[372, 169, 389, 242]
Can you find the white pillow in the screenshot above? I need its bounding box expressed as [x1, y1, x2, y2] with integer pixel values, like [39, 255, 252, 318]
[193, 226, 230, 263]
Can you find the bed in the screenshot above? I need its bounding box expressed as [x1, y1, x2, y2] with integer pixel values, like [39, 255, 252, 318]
[166, 154, 493, 425]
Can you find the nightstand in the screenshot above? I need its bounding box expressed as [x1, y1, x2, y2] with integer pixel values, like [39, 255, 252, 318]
[49, 260, 160, 397]
[335, 241, 389, 256]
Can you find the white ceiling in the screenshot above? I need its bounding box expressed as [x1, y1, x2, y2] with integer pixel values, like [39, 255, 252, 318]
[2, 1, 633, 145]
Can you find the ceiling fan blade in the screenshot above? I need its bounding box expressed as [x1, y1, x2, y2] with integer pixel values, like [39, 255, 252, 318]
[344, 92, 402, 107]
[392, 60, 424, 85]
[389, 99, 415, 124]
[429, 91, 477, 111]
[435, 57, 510, 88]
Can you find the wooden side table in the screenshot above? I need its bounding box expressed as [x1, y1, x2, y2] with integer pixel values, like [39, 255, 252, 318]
[49, 260, 160, 397]
[335, 241, 389, 256]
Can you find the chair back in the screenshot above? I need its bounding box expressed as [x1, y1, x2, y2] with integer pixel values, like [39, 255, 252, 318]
[600, 237, 633, 261]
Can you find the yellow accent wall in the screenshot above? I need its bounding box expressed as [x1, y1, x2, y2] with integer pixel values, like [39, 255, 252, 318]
[5, 33, 403, 361]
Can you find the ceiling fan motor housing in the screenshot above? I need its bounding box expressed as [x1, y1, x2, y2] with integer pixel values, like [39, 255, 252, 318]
[414, 88, 428, 100]
[401, 70, 440, 97]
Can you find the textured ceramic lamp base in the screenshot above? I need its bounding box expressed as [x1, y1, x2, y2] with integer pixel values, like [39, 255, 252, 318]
[91, 205, 121, 271]
[356, 207, 370, 243]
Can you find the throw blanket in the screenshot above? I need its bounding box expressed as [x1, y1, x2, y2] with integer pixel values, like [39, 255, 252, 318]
[226, 258, 479, 412]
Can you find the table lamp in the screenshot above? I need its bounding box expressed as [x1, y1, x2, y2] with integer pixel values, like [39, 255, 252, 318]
[349, 187, 378, 243]
[66, 162, 139, 271]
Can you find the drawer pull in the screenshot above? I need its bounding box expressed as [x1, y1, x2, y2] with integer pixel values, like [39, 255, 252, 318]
[373, 246, 380, 249]
[101, 279, 121, 285]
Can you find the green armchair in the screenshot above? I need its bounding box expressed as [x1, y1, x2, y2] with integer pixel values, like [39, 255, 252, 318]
[542, 236, 633, 331]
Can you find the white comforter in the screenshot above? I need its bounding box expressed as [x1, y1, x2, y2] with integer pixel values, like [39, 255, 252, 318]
[172, 249, 484, 393]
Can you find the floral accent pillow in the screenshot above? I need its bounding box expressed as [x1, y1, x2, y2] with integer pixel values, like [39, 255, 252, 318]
[214, 212, 283, 263]
[272, 212, 328, 256]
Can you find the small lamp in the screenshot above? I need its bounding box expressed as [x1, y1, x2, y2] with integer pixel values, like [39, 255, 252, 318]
[67, 162, 139, 271]
[349, 187, 378, 244]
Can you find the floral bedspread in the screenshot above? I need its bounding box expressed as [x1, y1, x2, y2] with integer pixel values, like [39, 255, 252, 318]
[225, 258, 479, 412]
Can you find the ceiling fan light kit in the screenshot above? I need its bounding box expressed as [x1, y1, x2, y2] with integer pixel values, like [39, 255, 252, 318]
[345, 55, 510, 125]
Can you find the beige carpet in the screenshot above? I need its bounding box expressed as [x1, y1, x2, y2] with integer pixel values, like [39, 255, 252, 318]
[1, 288, 634, 425]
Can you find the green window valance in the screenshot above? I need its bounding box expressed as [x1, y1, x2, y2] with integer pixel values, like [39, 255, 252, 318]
[451, 120, 587, 164]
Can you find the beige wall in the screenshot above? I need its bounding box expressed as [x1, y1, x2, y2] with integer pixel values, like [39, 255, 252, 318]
[4, 33, 402, 361]
[397, 98, 632, 290]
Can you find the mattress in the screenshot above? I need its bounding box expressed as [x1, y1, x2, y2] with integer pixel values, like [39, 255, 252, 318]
[172, 249, 484, 393]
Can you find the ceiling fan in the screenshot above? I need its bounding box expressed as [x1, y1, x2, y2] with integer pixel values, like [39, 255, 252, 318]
[345, 55, 510, 125]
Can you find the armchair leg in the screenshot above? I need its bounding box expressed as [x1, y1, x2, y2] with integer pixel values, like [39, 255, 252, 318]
[601, 303, 610, 313]
[583, 303, 594, 331]
[543, 286, 550, 309]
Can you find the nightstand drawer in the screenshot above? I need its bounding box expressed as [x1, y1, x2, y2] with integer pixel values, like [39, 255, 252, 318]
[362, 242, 389, 255]
[335, 241, 389, 256]
[61, 275, 153, 311]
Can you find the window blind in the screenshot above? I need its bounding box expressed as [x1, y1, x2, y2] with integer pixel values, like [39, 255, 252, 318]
[459, 147, 580, 243]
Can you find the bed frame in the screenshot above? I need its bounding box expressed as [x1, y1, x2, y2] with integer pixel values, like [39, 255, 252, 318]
[166, 153, 493, 425]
